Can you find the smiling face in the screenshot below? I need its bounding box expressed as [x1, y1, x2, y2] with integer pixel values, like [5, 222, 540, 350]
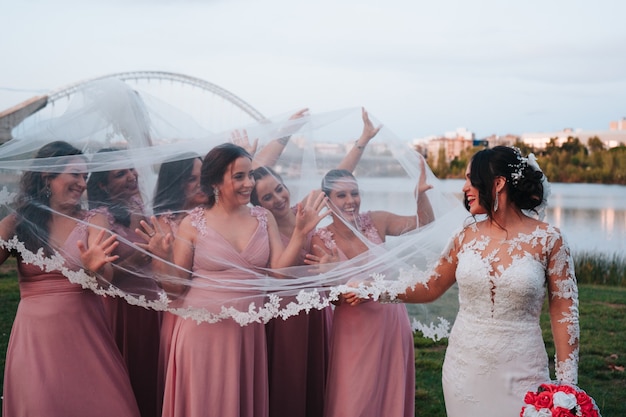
[47, 158, 88, 211]
[254, 174, 291, 218]
[103, 167, 139, 202]
[184, 158, 208, 208]
[462, 163, 486, 216]
[218, 156, 255, 206]
[327, 177, 361, 224]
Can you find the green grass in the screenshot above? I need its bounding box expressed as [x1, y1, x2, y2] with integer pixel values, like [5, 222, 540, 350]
[414, 284, 626, 417]
[1, 256, 625, 416]
[574, 252, 626, 287]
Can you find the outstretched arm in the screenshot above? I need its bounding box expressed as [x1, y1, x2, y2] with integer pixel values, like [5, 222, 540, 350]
[547, 235, 579, 385]
[337, 107, 382, 172]
[251, 108, 309, 169]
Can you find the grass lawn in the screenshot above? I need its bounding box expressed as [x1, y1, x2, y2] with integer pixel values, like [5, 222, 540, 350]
[413, 284, 626, 416]
[1, 259, 625, 416]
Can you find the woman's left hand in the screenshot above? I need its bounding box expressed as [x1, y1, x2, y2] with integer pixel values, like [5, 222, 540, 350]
[136, 216, 173, 260]
[295, 190, 330, 234]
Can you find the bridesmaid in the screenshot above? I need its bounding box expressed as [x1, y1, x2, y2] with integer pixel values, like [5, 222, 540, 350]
[0, 141, 140, 417]
[151, 152, 207, 413]
[142, 143, 328, 417]
[86, 149, 162, 417]
[307, 166, 433, 417]
[249, 107, 381, 417]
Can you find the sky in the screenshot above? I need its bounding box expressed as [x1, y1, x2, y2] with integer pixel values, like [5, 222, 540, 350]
[2, 0, 626, 140]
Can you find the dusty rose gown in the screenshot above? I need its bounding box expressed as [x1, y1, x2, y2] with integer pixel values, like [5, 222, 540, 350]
[315, 212, 415, 417]
[156, 213, 185, 414]
[162, 206, 270, 417]
[95, 208, 162, 417]
[2, 219, 140, 417]
[265, 226, 333, 417]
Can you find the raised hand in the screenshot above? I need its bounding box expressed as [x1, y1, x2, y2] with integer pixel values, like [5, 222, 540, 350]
[231, 129, 259, 156]
[359, 107, 382, 145]
[288, 108, 309, 121]
[77, 229, 119, 273]
[135, 216, 173, 260]
[415, 153, 433, 196]
[294, 190, 330, 235]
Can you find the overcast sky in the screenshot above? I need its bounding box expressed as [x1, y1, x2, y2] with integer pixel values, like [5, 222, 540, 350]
[2, 0, 626, 140]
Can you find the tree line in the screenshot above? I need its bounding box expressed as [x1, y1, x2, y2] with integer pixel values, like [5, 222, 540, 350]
[427, 136, 626, 184]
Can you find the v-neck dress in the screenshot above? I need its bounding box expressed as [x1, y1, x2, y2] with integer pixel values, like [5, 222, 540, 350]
[2, 218, 140, 417]
[161, 206, 270, 417]
[315, 212, 415, 417]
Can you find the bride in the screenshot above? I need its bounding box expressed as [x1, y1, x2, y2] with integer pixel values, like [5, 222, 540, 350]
[354, 146, 579, 416]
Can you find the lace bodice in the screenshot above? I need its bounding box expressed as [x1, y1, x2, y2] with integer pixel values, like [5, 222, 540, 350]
[439, 221, 579, 384]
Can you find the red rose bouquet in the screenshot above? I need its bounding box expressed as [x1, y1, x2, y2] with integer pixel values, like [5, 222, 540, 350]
[520, 383, 602, 417]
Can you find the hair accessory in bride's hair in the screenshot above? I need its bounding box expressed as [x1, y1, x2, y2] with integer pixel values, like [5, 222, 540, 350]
[527, 152, 551, 221]
[520, 383, 601, 417]
[508, 147, 528, 186]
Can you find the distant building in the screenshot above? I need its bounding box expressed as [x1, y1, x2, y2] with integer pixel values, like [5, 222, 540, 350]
[425, 138, 470, 167]
[521, 124, 626, 150]
[483, 134, 519, 147]
[414, 118, 626, 166]
[609, 118, 626, 131]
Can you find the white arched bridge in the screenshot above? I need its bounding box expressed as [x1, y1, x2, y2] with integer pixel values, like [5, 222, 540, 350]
[0, 71, 268, 143]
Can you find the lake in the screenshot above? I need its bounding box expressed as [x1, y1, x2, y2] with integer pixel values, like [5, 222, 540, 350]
[438, 180, 626, 256]
[328, 178, 626, 257]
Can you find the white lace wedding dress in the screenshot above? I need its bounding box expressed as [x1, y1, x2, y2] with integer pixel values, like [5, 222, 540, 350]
[439, 221, 579, 417]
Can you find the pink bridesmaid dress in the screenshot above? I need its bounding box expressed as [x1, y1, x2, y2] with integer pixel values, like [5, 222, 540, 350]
[315, 212, 415, 417]
[265, 228, 333, 417]
[2, 220, 140, 417]
[162, 206, 270, 417]
[95, 208, 162, 417]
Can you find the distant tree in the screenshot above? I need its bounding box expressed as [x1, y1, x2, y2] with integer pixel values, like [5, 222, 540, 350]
[432, 146, 449, 178]
[561, 136, 587, 155]
[587, 136, 605, 153]
[545, 137, 560, 155]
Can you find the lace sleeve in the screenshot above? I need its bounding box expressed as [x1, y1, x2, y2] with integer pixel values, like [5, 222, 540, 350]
[546, 229, 579, 385]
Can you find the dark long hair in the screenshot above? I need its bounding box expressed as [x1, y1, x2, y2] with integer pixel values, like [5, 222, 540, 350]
[153, 152, 202, 215]
[466, 146, 544, 221]
[201, 143, 252, 208]
[15, 141, 84, 255]
[250, 166, 286, 207]
[86, 148, 134, 227]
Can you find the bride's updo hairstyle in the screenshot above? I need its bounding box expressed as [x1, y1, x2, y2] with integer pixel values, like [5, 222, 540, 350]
[467, 146, 544, 218]
[200, 143, 252, 208]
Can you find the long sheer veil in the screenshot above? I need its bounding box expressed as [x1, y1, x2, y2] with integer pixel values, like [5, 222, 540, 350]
[0, 78, 465, 340]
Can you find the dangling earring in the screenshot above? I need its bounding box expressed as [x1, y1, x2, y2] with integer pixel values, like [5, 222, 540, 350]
[494, 191, 499, 213]
[213, 187, 220, 204]
[44, 185, 51, 199]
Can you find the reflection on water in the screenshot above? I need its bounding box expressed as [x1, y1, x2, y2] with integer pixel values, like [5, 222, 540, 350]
[356, 179, 626, 257]
[542, 183, 626, 256]
[547, 206, 626, 255]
